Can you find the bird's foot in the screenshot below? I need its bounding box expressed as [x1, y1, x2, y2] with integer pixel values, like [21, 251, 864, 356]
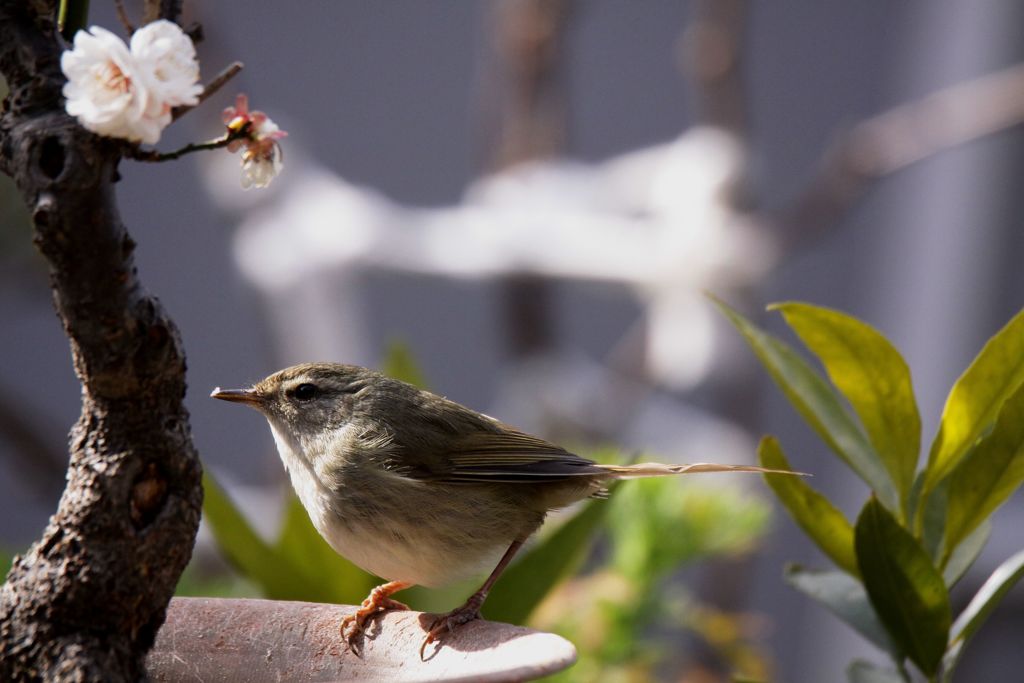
[419, 602, 482, 659]
[340, 580, 412, 655]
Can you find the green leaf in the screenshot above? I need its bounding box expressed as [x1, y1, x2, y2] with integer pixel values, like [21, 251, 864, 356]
[274, 492, 378, 605]
[943, 381, 1024, 565]
[942, 550, 1024, 679]
[785, 565, 899, 658]
[712, 297, 899, 511]
[204, 473, 382, 605]
[920, 477, 948, 561]
[950, 549, 1024, 652]
[921, 306, 1024, 506]
[484, 492, 614, 625]
[846, 661, 906, 683]
[202, 471, 302, 600]
[381, 340, 428, 388]
[855, 498, 951, 676]
[58, 0, 90, 41]
[942, 519, 991, 589]
[773, 303, 920, 514]
[758, 437, 859, 577]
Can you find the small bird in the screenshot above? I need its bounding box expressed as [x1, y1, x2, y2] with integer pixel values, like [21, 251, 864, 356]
[212, 363, 798, 657]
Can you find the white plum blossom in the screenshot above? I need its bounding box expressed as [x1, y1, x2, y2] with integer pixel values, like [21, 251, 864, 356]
[222, 94, 287, 189]
[61, 22, 286, 188]
[130, 20, 203, 110]
[61, 20, 200, 145]
[61, 26, 154, 142]
[240, 142, 284, 190]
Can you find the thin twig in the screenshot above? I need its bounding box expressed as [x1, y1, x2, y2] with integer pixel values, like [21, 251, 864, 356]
[771, 61, 1024, 246]
[679, 0, 751, 213]
[160, 0, 184, 22]
[477, 1, 573, 360]
[184, 21, 203, 44]
[480, 0, 571, 172]
[127, 124, 250, 162]
[114, 0, 135, 34]
[680, 0, 748, 138]
[172, 61, 244, 122]
[481, 0, 572, 358]
[144, 0, 183, 24]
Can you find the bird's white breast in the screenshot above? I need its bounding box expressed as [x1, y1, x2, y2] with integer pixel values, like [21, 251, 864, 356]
[266, 418, 501, 587]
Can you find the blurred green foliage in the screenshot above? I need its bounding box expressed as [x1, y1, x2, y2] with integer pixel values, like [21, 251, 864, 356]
[716, 297, 1024, 683]
[537, 477, 772, 682]
[0, 550, 12, 583]
[197, 470, 378, 605]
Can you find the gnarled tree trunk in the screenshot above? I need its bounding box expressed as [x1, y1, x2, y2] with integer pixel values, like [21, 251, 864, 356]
[0, 2, 203, 680]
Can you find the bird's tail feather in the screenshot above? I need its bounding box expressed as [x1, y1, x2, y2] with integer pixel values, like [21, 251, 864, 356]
[599, 462, 808, 479]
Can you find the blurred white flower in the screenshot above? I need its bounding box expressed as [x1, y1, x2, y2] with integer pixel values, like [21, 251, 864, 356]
[61, 21, 200, 144]
[240, 148, 283, 189]
[222, 94, 287, 189]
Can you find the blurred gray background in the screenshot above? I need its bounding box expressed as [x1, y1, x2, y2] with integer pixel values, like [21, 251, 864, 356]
[2, 1, 1023, 680]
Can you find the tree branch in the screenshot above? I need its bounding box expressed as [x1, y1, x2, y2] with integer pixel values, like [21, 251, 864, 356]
[480, 0, 572, 358]
[0, 1, 202, 680]
[143, 0, 183, 25]
[0, 2, 63, 116]
[479, 0, 571, 171]
[113, 0, 134, 34]
[127, 122, 248, 162]
[771, 61, 1024, 246]
[171, 60, 243, 122]
[680, 0, 748, 138]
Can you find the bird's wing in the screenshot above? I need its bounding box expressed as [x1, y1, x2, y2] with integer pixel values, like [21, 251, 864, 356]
[429, 428, 606, 484]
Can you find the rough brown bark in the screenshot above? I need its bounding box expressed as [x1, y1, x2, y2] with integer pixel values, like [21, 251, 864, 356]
[0, 2, 203, 681]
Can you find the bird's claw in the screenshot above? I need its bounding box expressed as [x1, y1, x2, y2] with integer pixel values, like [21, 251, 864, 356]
[419, 605, 481, 659]
[340, 585, 411, 655]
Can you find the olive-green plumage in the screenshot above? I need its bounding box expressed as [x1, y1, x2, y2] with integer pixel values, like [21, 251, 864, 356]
[212, 362, 793, 649]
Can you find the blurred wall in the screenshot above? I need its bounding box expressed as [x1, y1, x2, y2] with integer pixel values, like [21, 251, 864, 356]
[2, 2, 1022, 680]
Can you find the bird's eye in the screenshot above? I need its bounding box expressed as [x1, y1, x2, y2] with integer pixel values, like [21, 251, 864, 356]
[291, 383, 318, 401]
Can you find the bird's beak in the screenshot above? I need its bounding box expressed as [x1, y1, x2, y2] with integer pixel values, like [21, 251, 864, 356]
[210, 387, 264, 408]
